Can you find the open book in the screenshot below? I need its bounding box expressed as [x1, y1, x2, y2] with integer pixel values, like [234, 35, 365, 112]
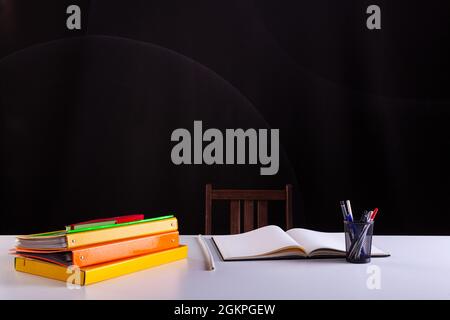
[212, 225, 389, 260]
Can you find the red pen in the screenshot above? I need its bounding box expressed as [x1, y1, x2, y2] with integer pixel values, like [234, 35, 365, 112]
[370, 208, 379, 221]
[67, 214, 144, 230]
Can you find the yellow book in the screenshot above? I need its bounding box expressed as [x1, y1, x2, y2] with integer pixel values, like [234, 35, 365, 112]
[16, 217, 178, 249]
[15, 245, 188, 285]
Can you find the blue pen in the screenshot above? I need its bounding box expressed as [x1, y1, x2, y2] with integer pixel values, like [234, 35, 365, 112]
[339, 201, 348, 220]
[345, 200, 354, 221]
[346, 214, 353, 222]
[340, 201, 355, 244]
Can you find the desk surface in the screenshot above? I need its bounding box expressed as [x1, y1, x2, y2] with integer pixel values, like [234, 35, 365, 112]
[1, 235, 450, 299]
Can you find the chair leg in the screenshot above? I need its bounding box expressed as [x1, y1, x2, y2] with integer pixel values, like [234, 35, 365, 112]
[286, 184, 293, 229]
[205, 184, 212, 235]
[243, 200, 254, 232]
[230, 200, 241, 234]
[257, 200, 268, 227]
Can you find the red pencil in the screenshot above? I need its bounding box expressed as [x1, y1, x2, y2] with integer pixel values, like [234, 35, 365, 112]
[370, 208, 379, 221]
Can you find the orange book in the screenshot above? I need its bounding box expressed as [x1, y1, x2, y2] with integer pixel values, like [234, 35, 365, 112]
[14, 231, 179, 267]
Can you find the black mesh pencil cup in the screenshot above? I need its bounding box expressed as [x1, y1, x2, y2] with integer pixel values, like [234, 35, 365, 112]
[344, 220, 374, 263]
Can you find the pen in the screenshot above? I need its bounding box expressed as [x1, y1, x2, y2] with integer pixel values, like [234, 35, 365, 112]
[362, 210, 372, 222]
[345, 200, 354, 221]
[339, 201, 348, 220]
[370, 208, 379, 221]
[340, 200, 355, 244]
[197, 234, 216, 271]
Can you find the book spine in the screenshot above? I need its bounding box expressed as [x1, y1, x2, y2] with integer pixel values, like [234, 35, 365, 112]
[72, 231, 179, 267]
[15, 246, 188, 286]
[66, 217, 178, 248]
[84, 245, 188, 285]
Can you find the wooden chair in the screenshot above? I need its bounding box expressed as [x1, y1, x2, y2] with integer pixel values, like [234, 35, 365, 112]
[205, 184, 293, 234]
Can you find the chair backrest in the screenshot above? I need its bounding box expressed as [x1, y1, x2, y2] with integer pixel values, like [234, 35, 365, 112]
[204, 184, 293, 234]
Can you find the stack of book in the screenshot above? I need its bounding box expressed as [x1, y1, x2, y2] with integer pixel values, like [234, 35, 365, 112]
[12, 215, 187, 285]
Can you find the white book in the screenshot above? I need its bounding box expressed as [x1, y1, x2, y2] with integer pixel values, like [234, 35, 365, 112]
[213, 225, 389, 260]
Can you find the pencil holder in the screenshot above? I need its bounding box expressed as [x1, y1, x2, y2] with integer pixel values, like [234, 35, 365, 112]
[344, 220, 374, 264]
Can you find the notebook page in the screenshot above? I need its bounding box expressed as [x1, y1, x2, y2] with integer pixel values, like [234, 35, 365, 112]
[213, 225, 303, 260]
[286, 228, 387, 256]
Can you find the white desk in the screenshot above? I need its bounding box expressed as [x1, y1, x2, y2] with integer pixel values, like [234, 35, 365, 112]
[1, 235, 450, 299]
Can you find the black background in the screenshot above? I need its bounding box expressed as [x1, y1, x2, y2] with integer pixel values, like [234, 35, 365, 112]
[1, 0, 450, 235]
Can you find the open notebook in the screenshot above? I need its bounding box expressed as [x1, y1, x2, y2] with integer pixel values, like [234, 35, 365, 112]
[212, 225, 389, 260]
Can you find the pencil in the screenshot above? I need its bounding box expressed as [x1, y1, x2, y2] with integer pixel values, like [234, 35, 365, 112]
[197, 234, 216, 271]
